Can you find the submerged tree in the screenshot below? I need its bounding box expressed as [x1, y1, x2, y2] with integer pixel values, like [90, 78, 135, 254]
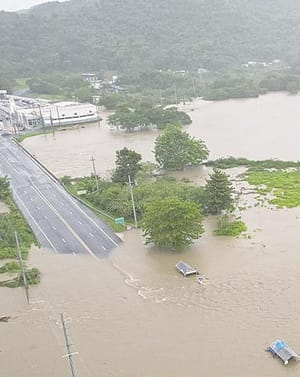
[112, 147, 142, 185]
[108, 105, 191, 131]
[154, 125, 209, 170]
[204, 168, 234, 215]
[142, 197, 204, 249]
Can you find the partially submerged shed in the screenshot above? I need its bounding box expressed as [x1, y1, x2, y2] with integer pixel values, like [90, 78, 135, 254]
[267, 339, 300, 365]
[176, 261, 198, 276]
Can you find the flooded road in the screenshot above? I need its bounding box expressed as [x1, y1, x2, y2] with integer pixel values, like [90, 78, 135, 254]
[2, 92, 300, 376]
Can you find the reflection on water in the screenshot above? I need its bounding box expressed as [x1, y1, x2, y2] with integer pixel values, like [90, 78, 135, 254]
[3, 93, 300, 376]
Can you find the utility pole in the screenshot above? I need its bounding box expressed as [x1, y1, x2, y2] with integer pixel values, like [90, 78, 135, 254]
[174, 84, 178, 105]
[38, 104, 45, 132]
[128, 175, 138, 228]
[91, 156, 99, 192]
[192, 78, 196, 97]
[56, 106, 61, 128]
[15, 231, 29, 304]
[60, 313, 77, 377]
[49, 109, 55, 136]
[49, 108, 55, 136]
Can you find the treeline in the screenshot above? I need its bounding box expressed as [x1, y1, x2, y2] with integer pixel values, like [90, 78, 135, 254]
[108, 105, 191, 131]
[203, 71, 300, 101]
[1, 0, 300, 79]
[17, 68, 300, 105]
[0, 177, 40, 287]
[26, 74, 96, 101]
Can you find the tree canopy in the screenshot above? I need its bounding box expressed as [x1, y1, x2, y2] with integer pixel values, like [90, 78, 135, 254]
[142, 197, 204, 249]
[1, 0, 300, 79]
[112, 147, 142, 185]
[204, 168, 234, 215]
[108, 105, 191, 131]
[154, 125, 209, 170]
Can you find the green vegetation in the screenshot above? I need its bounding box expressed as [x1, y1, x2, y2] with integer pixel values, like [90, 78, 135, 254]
[214, 215, 247, 237]
[204, 169, 234, 215]
[2, 0, 300, 78]
[154, 125, 209, 170]
[208, 158, 300, 209]
[246, 169, 300, 208]
[2, 0, 300, 104]
[0, 268, 41, 288]
[112, 148, 142, 185]
[142, 197, 204, 249]
[16, 129, 55, 142]
[65, 172, 205, 228]
[108, 105, 191, 131]
[0, 177, 40, 287]
[207, 157, 300, 170]
[203, 76, 259, 101]
[0, 200, 36, 259]
[0, 261, 19, 273]
[26, 74, 96, 102]
[67, 139, 243, 248]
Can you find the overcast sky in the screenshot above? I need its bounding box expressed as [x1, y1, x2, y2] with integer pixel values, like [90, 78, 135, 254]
[0, 0, 66, 12]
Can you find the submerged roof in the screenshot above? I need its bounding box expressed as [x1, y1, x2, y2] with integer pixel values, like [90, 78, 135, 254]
[176, 261, 198, 276]
[268, 339, 300, 364]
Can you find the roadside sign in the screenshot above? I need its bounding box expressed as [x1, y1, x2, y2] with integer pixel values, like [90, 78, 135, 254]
[115, 217, 125, 225]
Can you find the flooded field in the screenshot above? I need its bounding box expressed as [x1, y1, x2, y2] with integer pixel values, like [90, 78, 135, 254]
[22, 92, 300, 178]
[2, 92, 300, 376]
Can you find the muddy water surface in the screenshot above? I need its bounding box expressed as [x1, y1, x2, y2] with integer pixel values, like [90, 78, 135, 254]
[2, 93, 300, 376]
[22, 92, 300, 177]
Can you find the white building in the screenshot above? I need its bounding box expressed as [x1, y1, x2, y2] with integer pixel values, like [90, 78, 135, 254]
[14, 101, 101, 129]
[82, 73, 97, 82]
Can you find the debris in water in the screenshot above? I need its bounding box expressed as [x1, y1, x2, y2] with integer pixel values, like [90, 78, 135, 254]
[0, 316, 10, 323]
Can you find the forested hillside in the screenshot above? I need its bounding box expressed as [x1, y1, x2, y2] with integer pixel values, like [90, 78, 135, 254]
[1, 0, 300, 79]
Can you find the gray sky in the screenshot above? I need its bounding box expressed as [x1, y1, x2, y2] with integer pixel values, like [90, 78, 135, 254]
[0, 0, 66, 12]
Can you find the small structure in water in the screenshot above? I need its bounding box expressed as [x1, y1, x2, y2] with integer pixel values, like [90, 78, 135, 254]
[267, 339, 300, 365]
[176, 261, 198, 277]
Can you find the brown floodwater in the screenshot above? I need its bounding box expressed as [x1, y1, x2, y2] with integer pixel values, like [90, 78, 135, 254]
[2, 92, 300, 376]
[22, 92, 300, 178]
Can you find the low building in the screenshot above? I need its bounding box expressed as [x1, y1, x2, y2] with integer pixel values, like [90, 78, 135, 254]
[0, 90, 7, 100]
[82, 73, 97, 82]
[19, 101, 101, 128]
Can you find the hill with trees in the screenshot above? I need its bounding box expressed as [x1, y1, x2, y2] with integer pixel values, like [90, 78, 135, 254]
[1, 0, 300, 82]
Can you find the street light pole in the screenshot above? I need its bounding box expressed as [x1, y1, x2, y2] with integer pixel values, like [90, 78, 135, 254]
[15, 231, 30, 304]
[91, 156, 99, 192]
[128, 175, 138, 228]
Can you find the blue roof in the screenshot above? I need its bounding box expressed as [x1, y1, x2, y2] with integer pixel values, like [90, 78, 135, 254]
[275, 340, 287, 351]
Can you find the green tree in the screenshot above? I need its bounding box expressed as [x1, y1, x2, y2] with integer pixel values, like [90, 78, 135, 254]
[108, 106, 139, 131]
[154, 125, 209, 170]
[204, 168, 234, 215]
[108, 105, 191, 131]
[112, 147, 142, 185]
[142, 197, 204, 249]
[74, 86, 95, 102]
[0, 177, 10, 199]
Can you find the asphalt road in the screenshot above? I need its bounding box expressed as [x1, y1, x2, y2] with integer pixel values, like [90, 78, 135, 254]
[0, 136, 122, 256]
